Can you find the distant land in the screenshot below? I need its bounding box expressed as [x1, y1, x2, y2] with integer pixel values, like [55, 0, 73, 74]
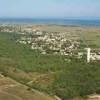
[0, 18, 100, 26]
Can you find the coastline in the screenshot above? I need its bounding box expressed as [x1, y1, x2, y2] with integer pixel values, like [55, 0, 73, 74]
[0, 18, 100, 27]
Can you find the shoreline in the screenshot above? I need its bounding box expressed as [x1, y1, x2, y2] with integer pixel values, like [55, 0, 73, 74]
[0, 18, 100, 27]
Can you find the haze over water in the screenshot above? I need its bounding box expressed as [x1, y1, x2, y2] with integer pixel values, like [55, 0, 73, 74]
[0, 18, 100, 26]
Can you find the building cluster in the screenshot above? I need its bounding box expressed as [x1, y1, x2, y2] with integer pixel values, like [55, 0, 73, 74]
[90, 50, 100, 61]
[17, 30, 80, 55]
[0, 24, 34, 33]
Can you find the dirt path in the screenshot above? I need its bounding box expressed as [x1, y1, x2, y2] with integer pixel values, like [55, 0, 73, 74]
[0, 90, 23, 100]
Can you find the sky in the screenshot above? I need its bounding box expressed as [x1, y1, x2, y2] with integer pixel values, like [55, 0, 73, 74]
[0, 0, 100, 19]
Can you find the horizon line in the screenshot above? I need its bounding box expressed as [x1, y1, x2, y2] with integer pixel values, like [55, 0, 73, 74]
[0, 17, 100, 20]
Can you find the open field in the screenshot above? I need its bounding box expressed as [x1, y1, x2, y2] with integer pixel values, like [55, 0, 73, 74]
[0, 25, 100, 100]
[30, 24, 100, 47]
[0, 74, 54, 100]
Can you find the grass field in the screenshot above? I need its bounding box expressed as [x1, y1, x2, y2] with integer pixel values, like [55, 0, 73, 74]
[0, 26, 100, 100]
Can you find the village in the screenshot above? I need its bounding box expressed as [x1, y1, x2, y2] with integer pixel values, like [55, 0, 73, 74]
[18, 30, 80, 56]
[0, 24, 100, 62]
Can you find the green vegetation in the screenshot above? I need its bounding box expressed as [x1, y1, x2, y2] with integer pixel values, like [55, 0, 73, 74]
[0, 32, 100, 100]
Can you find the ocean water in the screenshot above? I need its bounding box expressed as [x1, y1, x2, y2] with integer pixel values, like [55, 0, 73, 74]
[0, 18, 100, 26]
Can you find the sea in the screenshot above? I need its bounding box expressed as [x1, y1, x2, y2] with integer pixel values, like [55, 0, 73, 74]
[0, 18, 100, 26]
